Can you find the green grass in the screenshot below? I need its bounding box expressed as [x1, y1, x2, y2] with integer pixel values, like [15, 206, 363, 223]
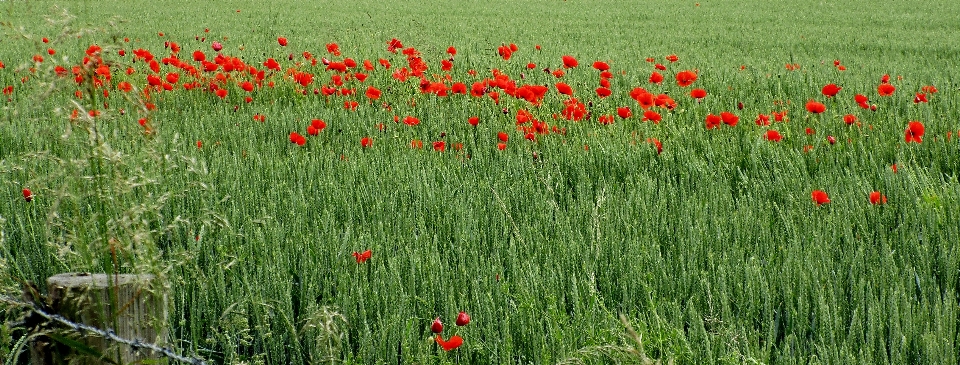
[1, 0, 959, 364]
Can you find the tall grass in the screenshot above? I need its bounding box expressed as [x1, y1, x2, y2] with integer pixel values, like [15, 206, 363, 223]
[2, 0, 958, 364]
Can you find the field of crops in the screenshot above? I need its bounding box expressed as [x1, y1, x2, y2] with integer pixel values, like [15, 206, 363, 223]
[1, 0, 959, 364]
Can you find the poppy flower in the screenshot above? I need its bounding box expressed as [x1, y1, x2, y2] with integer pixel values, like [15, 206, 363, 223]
[675, 70, 697, 87]
[561, 55, 578, 68]
[904, 121, 924, 143]
[215, 89, 228, 99]
[497, 131, 509, 142]
[755, 114, 770, 126]
[22, 188, 33, 202]
[617, 106, 632, 119]
[827, 135, 836, 144]
[595, 87, 611, 98]
[877, 83, 895, 96]
[468, 116, 479, 126]
[555, 82, 573, 96]
[665, 54, 679, 62]
[642, 110, 661, 123]
[361, 137, 372, 148]
[646, 138, 663, 154]
[854, 94, 868, 104]
[277, 37, 288, 46]
[690, 88, 707, 99]
[811, 190, 830, 206]
[765, 130, 783, 142]
[365, 86, 382, 100]
[310, 119, 326, 132]
[921, 85, 938, 94]
[592, 61, 609, 71]
[436, 335, 463, 351]
[289, 132, 306, 146]
[211, 41, 223, 52]
[805, 100, 826, 114]
[598, 114, 614, 125]
[821, 84, 841, 97]
[654, 63, 666, 71]
[869, 191, 887, 205]
[843, 114, 857, 125]
[720, 112, 738, 127]
[599, 78, 611, 88]
[431, 317, 443, 334]
[705, 114, 721, 129]
[649, 71, 664, 84]
[402, 116, 420, 126]
[352, 249, 371, 263]
[913, 93, 928, 103]
[456, 311, 471, 326]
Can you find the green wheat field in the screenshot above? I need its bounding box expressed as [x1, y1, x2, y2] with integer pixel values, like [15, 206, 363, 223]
[1, 0, 958, 364]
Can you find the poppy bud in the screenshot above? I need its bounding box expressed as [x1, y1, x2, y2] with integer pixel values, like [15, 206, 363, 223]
[22, 188, 33, 202]
[737, 101, 744, 110]
[431, 317, 443, 334]
[211, 41, 223, 52]
[456, 311, 470, 326]
[827, 135, 836, 145]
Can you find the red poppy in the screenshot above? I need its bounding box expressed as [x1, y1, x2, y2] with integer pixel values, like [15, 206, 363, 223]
[410, 139, 423, 149]
[352, 249, 371, 263]
[904, 121, 924, 143]
[720, 112, 738, 127]
[561, 55, 578, 68]
[649, 71, 664, 84]
[365, 86, 382, 100]
[599, 78, 611, 88]
[468, 116, 479, 127]
[705, 114, 721, 129]
[869, 191, 887, 205]
[877, 83, 895, 96]
[690, 88, 707, 99]
[431, 317, 443, 334]
[440, 59, 453, 71]
[361, 137, 372, 148]
[805, 100, 826, 114]
[263, 58, 280, 71]
[277, 37, 288, 46]
[498, 131, 509, 142]
[595, 87, 611, 98]
[843, 114, 857, 125]
[436, 335, 463, 351]
[617, 107, 632, 119]
[497, 45, 513, 60]
[555, 82, 573, 96]
[311, 119, 327, 132]
[827, 135, 836, 145]
[642, 110, 661, 123]
[432, 141, 445, 151]
[215, 88, 228, 99]
[497, 142, 506, 150]
[765, 130, 783, 142]
[654, 63, 666, 71]
[403, 116, 420, 126]
[675, 70, 697, 87]
[22, 188, 33, 202]
[811, 190, 830, 206]
[755, 114, 770, 126]
[598, 114, 614, 125]
[821, 84, 841, 97]
[117, 81, 132, 92]
[289, 131, 306, 146]
[921, 85, 938, 94]
[647, 138, 663, 154]
[456, 311, 471, 326]
[913, 93, 927, 103]
[592, 61, 609, 71]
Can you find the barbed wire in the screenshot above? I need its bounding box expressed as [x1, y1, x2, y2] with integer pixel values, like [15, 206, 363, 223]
[1, 294, 208, 365]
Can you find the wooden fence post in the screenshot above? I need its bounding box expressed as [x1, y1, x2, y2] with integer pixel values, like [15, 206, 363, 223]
[30, 273, 168, 365]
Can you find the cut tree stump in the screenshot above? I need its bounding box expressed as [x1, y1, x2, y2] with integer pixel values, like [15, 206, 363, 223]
[30, 273, 168, 365]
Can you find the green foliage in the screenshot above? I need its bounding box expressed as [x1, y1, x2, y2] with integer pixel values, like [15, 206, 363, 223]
[1, 0, 958, 364]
